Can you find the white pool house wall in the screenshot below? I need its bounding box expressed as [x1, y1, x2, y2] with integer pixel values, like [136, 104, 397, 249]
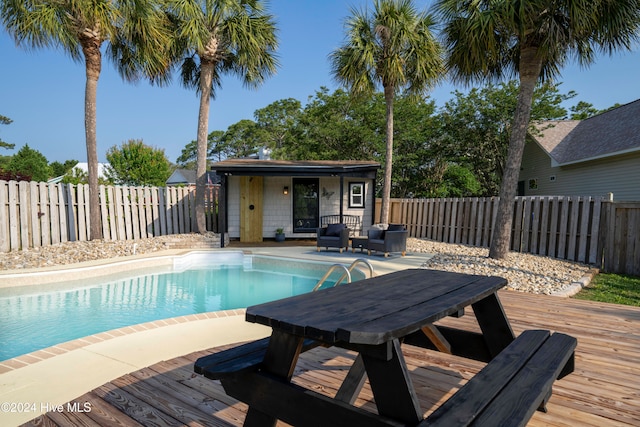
[225, 176, 375, 240]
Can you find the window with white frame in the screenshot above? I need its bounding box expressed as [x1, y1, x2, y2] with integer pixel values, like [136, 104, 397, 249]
[349, 182, 365, 208]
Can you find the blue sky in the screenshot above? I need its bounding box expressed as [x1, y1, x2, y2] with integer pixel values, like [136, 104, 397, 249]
[1, 0, 639, 164]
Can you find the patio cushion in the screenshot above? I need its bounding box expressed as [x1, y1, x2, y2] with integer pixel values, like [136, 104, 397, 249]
[326, 223, 346, 236]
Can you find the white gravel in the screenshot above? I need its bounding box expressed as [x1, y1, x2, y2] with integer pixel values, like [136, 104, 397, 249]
[409, 238, 595, 296]
[0, 234, 595, 296]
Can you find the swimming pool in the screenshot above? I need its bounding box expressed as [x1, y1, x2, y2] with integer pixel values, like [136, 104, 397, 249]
[0, 252, 365, 362]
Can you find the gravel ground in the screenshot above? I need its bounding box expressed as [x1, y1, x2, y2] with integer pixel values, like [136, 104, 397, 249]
[409, 238, 595, 296]
[0, 234, 595, 296]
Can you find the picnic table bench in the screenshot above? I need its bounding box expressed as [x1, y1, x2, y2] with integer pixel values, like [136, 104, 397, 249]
[194, 269, 576, 427]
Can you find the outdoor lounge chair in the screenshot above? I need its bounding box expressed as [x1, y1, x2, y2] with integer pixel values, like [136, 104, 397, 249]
[317, 223, 350, 253]
[367, 224, 407, 257]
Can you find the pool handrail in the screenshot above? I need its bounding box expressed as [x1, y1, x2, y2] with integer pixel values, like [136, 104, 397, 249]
[312, 259, 374, 292]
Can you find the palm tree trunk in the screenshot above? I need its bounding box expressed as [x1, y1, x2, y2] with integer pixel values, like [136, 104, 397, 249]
[82, 37, 103, 241]
[195, 59, 214, 234]
[489, 47, 543, 259]
[379, 84, 394, 224]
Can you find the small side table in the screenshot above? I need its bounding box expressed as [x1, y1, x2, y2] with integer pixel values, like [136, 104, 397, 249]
[351, 236, 368, 253]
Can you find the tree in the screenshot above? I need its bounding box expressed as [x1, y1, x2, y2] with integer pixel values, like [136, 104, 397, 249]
[253, 98, 302, 156]
[168, 0, 278, 233]
[2, 0, 173, 240]
[330, 0, 443, 224]
[105, 139, 172, 187]
[206, 130, 227, 161]
[570, 102, 600, 120]
[436, 0, 640, 259]
[50, 159, 80, 178]
[389, 93, 441, 198]
[0, 114, 15, 150]
[438, 81, 573, 196]
[7, 144, 51, 182]
[282, 88, 385, 162]
[221, 119, 261, 158]
[177, 130, 225, 167]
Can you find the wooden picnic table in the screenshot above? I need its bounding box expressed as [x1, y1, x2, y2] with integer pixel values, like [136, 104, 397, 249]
[196, 268, 576, 426]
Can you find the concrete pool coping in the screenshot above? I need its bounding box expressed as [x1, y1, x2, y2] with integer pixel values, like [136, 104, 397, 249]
[0, 246, 432, 426]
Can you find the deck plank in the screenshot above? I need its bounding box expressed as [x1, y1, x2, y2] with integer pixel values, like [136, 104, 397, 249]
[23, 290, 640, 427]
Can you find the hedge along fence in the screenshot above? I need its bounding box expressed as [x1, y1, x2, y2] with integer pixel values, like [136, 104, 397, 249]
[376, 196, 637, 273]
[0, 180, 219, 252]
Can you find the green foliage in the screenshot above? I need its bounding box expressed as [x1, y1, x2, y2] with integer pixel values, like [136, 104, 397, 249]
[570, 101, 604, 120]
[329, 0, 444, 97]
[170, 0, 279, 98]
[437, 81, 573, 196]
[432, 165, 482, 198]
[280, 88, 385, 162]
[60, 167, 112, 186]
[388, 94, 442, 198]
[105, 139, 172, 187]
[7, 144, 52, 182]
[221, 120, 261, 159]
[50, 160, 79, 178]
[61, 167, 89, 185]
[574, 274, 640, 307]
[0, 114, 15, 150]
[177, 131, 225, 166]
[253, 98, 302, 155]
[0, 155, 11, 171]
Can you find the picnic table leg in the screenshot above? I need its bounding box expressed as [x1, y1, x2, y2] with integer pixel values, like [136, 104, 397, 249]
[360, 339, 422, 425]
[472, 292, 515, 358]
[243, 330, 303, 427]
[335, 354, 367, 404]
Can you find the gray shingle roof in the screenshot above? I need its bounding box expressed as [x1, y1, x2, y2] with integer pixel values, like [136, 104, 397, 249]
[531, 99, 640, 165]
[166, 169, 220, 185]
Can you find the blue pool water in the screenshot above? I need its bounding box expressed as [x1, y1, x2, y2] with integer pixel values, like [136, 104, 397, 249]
[0, 253, 363, 362]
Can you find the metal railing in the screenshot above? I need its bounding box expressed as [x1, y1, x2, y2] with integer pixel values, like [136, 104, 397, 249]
[312, 258, 375, 291]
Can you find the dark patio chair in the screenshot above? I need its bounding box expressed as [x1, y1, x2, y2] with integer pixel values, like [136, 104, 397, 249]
[317, 223, 350, 253]
[367, 224, 407, 257]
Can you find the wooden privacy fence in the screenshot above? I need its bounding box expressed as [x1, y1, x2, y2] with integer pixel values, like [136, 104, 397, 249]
[600, 202, 640, 276]
[378, 196, 639, 275]
[0, 180, 219, 252]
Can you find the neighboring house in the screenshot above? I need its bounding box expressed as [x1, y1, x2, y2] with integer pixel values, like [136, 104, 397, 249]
[166, 169, 220, 187]
[48, 162, 109, 184]
[520, 99, 640, 201]
[212, 159, 380, 242]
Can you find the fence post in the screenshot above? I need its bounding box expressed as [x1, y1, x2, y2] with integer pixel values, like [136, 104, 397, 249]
[0, 181, 8, 252]
[588, 198, 603, 265]
[18, 181, 30, 250]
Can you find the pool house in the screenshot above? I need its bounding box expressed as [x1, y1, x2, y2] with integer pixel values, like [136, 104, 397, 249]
[211, 159, 380, 243]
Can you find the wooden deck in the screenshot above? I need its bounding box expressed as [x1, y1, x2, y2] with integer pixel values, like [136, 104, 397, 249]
[23, 290, 640, 426]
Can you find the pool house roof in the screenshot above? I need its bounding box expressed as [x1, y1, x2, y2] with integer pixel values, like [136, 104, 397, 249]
[211, 159, 380, 179]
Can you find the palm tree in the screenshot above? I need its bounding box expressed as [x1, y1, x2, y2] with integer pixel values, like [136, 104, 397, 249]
[330, 0, 443, 225]
[436, 0, 640, 259]
[167, 0, 278, 234]
[1, 0, 173, 240]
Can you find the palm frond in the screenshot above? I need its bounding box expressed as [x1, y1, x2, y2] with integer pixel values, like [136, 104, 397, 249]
[436, 0, 640, 84]
[330, 0, 443, 96]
